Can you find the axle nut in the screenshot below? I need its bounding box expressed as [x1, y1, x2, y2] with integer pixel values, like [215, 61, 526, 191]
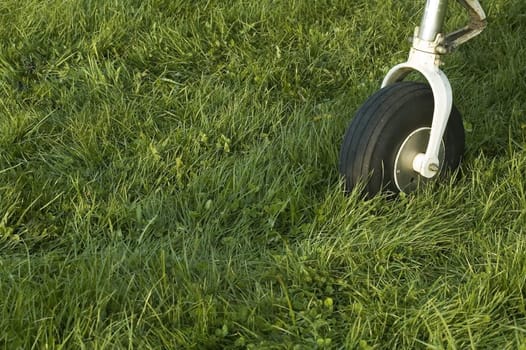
[428, 163, 439, 172]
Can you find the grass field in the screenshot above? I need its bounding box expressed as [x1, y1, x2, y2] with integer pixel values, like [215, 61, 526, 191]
[1, 0, 526, 348]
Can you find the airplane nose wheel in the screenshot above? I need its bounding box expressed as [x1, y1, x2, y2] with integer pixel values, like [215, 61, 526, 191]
[337, 0, 486, 198]
[338, 81, 465, 197]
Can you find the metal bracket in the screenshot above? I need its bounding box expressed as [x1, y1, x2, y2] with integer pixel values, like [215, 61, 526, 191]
[381, 0, 486, 178]
[444, 0, 487, 52]
[416, 0, 487, 54]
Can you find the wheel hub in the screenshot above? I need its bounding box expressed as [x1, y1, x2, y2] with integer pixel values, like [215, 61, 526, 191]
[394, 127, 445, 193]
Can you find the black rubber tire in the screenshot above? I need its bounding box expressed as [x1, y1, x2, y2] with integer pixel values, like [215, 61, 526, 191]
[339, 81, 465, 197]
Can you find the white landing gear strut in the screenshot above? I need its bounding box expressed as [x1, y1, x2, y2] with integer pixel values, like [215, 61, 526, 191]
[383, 0, 487, 179]
[339, 0, 487, 197]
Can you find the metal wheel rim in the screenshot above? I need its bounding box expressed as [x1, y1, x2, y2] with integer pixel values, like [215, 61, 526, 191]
[393, 127, 445, 193]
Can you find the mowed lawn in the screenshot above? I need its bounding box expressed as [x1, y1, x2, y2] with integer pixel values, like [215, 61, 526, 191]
[1, 0, 526, 348]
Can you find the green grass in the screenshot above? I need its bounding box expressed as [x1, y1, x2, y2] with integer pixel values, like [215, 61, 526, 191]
[1, 0, 526, 348]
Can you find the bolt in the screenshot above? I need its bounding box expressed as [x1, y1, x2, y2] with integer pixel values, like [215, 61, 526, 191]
[428, 163, 439, 172]
[436, 46, 448, 55]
